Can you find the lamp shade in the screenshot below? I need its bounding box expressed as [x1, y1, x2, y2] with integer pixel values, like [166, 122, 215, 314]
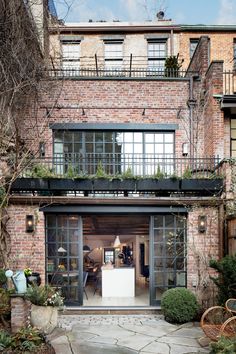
[58, 246, 67, 253]
[113, 235, 121, 248]
[83, 245, 91, 252]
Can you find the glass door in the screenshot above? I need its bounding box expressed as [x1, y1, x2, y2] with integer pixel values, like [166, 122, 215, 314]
[45, 214, 83, 305]
[150, 214, 187, 306]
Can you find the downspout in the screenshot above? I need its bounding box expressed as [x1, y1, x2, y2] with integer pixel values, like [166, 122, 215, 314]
[187, 76, 196, 158]
[170, 29, 174, 56]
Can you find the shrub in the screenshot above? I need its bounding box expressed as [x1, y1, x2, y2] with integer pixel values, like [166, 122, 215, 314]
[12, 326, 43, 352]
[0, 269, 7, 286]
[0, 330, 12, 351]
[210, 336, 236, 354]
[161, 287, 199, 323]
[209, 255, 236, 305]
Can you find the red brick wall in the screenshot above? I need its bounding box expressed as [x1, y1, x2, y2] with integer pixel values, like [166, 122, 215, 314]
[21, 79, 191, 159]
[188, 206, 220, 307]
[203, 61, 224, 158]
[7, 205, 45, 284]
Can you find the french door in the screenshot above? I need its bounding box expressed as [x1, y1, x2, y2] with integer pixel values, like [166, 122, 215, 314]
[149, 214, 187, 306]
[45, 214, 83, 305]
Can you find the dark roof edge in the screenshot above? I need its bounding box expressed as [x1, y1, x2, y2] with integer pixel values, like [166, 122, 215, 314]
[180, 25, 236, 31]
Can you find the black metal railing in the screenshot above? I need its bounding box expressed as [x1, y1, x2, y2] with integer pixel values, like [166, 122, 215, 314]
[20, 153, 221, 178]
[47, 56, 198, 79]
[47, 67, 192, 79]
[223, 71, 236, 95]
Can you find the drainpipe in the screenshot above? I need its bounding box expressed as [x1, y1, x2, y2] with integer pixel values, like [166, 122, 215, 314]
[187, 76, 196, 158]
[170, 29, 174, 56]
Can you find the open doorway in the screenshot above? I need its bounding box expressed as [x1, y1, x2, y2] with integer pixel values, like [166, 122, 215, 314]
[82, 215, 150, 306]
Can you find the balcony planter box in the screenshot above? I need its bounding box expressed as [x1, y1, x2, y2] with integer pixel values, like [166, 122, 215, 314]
[11, 178, 49, 191]
[180, 179, 223, 192]
[49, 178, 93, 191]
[136, 179, 180, 191]
[93, 178, 136, 191]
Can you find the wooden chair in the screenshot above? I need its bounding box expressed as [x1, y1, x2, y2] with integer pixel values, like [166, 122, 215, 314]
[201, 299, 236, 341]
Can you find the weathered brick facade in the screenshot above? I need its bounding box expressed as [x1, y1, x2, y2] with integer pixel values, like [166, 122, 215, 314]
[5, 19, 236, 307]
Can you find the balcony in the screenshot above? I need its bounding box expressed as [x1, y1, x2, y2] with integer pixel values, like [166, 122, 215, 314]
[10, 154, 223, 196]
[47, 56, 197, 79]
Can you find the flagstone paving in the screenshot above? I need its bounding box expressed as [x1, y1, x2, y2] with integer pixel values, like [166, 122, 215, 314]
[47, 314, 210, 354]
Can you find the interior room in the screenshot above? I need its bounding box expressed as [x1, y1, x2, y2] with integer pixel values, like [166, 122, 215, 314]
[82, 215, 150, 306]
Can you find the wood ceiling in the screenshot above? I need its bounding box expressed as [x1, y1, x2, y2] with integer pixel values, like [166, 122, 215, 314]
[82, 215, 149, 237]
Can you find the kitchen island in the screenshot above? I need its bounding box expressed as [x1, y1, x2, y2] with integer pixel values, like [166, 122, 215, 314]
[102, 266, 135, 297]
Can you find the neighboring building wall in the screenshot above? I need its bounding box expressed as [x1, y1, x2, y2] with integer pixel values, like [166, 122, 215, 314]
[180, 31, 236, 71]
[7, 205, 45, 284]
[204, 61, 224, 158]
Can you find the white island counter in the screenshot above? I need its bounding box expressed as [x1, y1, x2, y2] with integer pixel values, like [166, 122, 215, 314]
[102, 267, 135, 297]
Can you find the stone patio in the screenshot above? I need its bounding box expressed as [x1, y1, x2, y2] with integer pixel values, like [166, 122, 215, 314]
[47, 314, 211, 354]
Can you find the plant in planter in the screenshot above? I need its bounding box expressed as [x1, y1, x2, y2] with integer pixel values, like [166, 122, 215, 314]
[164, 53, 184, 77]
[25, 285, 64, 334]
[24, 268, 41, 287]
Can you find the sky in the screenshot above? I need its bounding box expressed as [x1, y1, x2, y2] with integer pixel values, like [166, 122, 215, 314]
[54, 0, 236, 25]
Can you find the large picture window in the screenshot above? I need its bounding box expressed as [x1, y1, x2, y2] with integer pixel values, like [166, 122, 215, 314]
[53, 130, 174, 176]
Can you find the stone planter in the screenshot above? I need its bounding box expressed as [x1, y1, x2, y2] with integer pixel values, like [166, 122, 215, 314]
[30, 304, 58, 334]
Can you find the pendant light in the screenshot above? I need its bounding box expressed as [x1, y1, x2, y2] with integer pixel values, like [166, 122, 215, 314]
[113, 235, 121, 248]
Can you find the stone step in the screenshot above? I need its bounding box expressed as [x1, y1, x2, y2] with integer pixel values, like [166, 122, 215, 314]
[62, 306, 161, 315]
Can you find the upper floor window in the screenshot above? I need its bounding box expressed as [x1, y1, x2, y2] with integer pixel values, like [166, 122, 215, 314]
[189, 39, 199, 59]
[104, 40, 123, 71]
[147, 40, 167, 72]
[61, 40, 80, 69]
[234, 39, 236, 69]
[231, 119, 236, 157]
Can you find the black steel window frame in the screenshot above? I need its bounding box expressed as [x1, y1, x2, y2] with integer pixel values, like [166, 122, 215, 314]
[150, 214, 187, 306]
[53, 130, 175, 175]
[45, 214, 83, 305]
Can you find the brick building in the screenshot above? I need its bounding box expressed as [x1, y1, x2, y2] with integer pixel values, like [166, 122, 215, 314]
[5, 6, 236, 307]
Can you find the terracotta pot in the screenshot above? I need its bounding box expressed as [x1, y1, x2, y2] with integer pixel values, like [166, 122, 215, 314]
[30, 304, 58, 334]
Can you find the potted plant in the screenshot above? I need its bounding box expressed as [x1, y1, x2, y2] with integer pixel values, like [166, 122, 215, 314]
[24, 268, 41, 287]
[25, 285, 64, 334]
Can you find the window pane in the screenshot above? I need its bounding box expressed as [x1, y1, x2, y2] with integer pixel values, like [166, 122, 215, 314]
[154, 216, 163, 228]
[231, 130, 236, 139]
[231, 120, 236, 128]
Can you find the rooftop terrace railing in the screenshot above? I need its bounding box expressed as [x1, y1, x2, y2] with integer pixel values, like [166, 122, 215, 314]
[47, 56, 198, 79]
[20, 153, 221, 179]
[47, 67, 192, 79]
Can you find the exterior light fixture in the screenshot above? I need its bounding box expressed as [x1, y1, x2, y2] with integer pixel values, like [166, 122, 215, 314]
[198, 215, 207, 233]
[113, 235, 121, 248]
[26, 215, 34, 232]
[39, 142, 45, 158]
[82, 108, 85, 115]
[182, 143, 188, 156]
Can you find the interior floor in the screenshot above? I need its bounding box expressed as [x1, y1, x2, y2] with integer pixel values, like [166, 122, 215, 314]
[83, 278, 149, 306]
